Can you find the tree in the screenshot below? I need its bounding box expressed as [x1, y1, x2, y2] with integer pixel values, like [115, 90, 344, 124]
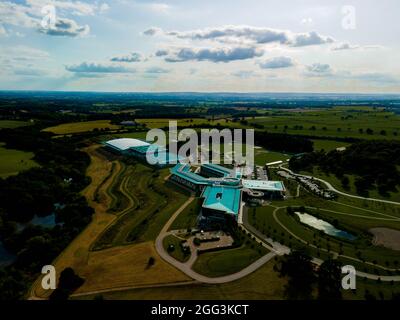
[49, 267, 85, 300]
[278, 250, 316, 299]
[317, 259, 343, 300]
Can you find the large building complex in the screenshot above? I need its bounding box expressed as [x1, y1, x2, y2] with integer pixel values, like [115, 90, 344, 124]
[104, 138, 285, 225]
[104, 138, 181, 166]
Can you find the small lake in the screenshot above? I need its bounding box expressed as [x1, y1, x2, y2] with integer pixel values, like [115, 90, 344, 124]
[16, 213, 58, 232]
[0, 241, 16, 267]
[295, 212, 356, 241]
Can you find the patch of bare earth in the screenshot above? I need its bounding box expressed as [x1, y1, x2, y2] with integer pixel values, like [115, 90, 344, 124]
[370, 228, 400, 251]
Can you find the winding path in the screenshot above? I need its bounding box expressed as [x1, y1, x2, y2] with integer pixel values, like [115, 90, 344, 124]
[155, 196, 277, 284]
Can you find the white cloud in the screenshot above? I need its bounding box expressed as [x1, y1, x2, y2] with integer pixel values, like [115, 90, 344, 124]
[110, 52, 141, 62]
[0, 1, 106, 37]
[258, 56, 295, 69]
[164, 47, 263, 63]
[38, 18, 89, 37]
[148, 25, 336, 47]
[65, 62, 135, 73]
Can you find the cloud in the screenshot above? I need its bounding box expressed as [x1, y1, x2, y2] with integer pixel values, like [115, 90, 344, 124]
[38, 18, 89, 37]
[291, 31, 334, 47]
[110, 52, 141, 62]
[143, 27, 162, 36]
[149, 25, 335, 47]
[65, 62, 134, 73]
[0, 1, 106, 37]
[165, 47, 263, 63]
[145, 67, 170, 74]
[331, 43, 360, 51]
[258, 56, 295, 69]
[305, 63, 333, 76]
[155, 49, 169, 57]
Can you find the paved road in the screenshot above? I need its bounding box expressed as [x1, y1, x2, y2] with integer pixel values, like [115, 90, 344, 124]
[269, 206, 400, 281]
[155, 196, 277, 284]
[279, 167, 400, 206]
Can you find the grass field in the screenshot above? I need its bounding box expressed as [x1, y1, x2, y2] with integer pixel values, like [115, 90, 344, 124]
[192, 244, 268, 278]
[74, 258, 286, 300]
[163, 235, 190, 263]
[93, 163, 189, 249]
[43, 120, 120, 135]
[0, 120, 32, 129]
[0, 143, 39, 178]
[169, 198, 202, 231]
[29, 145, 190, 299]
[248, 107, 400, 140]
[248, 185, 400, 277]
[135, 107, 400, 142]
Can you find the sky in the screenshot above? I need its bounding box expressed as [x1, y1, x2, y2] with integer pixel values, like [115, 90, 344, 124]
[0, 0, 400, 93]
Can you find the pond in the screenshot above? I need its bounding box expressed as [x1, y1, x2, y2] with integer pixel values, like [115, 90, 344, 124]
[17, 213, 58, 231]
[295, 212, 356, 241]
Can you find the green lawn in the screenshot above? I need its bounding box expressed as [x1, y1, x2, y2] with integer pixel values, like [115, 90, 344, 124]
[254, 148, 289, 166]
[43, 120, 120, 135]
[170, 198, 202, 231]
[0, 143, 39, 178]
[0, 120, 33, 129]
[192, 244, 268, 277]
[163, 234, 190, 263]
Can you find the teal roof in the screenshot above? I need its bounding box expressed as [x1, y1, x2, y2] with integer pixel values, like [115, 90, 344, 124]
[242, 180, 285, 192]
[170, 164, 210, 185]
[202, 186, 241, 215]
[202, 163, 232, 177]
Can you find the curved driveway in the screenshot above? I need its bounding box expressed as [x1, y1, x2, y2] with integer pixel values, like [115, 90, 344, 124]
[155, 196, 277, 284]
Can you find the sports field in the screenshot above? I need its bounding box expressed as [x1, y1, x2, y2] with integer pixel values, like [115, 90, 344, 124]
[0, 143, 39, 178]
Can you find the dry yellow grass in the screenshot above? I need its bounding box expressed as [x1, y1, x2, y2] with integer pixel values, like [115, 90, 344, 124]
[76, 242, 190, 294]
[42, 120, 119, 135]
[29, 145, 189, 299]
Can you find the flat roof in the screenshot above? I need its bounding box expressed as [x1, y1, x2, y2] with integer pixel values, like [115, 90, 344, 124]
[105, 138, 150, 151]
[202, 185, 241, 215]
[202, 163, 232, 176]
[242, 180, 285, 192]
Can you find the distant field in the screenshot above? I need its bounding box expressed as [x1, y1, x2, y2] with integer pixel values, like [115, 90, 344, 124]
[0, 143, 39, 178]
[136, 118, 242, 129]
[248, 107, 400, 140]
[312, 139, 351, 152]
[43, 120, 120, 134]
[254, 148, 289, 166]
[0, 120, 32, 129]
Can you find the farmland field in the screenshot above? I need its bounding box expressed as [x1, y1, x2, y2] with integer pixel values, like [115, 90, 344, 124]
[247, 107, 400, 140]
[0, 143, 39, 178]
[43, 120, 120, 135]
[0, 120, 32, 129]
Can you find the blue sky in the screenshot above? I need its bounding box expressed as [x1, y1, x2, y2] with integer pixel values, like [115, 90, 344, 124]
[0, 0, 399, 92]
